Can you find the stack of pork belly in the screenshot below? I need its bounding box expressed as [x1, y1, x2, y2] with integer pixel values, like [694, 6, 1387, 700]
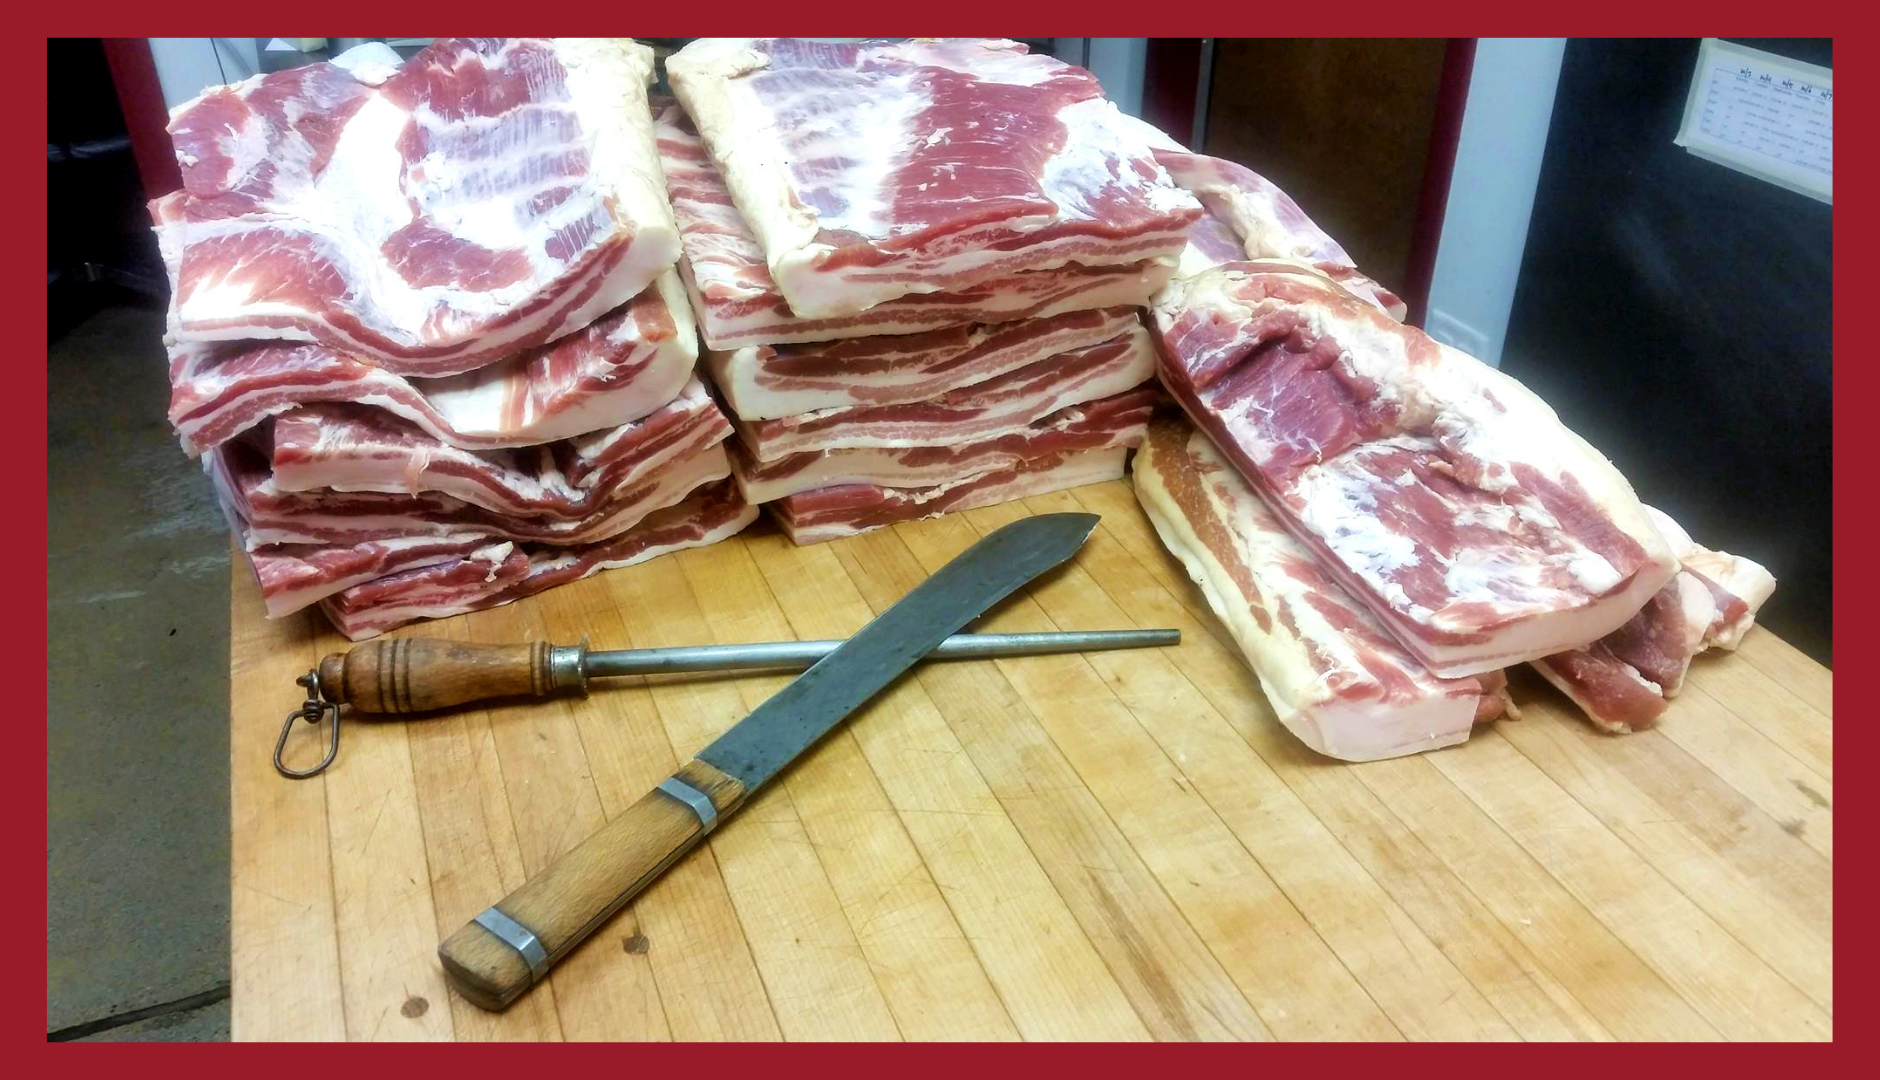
[1126, 125, 1777, 758]
[157, 38, 756, 639]
[658, 38, 1201, 544]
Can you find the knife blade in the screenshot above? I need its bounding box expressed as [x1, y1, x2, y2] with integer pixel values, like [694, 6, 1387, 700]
[695, 512, 1099, 790]
[437, 512, 1100, 1010]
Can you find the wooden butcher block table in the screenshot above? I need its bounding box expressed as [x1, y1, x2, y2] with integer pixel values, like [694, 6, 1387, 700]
[228, 482, 1834, 1042]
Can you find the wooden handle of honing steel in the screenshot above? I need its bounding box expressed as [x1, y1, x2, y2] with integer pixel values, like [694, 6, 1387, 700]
[438, 758, 746, 1010]
[316, 638, 587, 714]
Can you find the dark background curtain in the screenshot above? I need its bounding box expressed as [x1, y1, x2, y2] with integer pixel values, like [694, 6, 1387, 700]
[1501, 38, 1832, 664]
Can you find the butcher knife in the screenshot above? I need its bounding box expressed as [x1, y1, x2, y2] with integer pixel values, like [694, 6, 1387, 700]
[436, 512, 1101, 1010]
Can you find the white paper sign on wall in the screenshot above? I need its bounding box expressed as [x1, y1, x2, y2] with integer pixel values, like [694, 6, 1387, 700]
[1674, 38, 1831, 204]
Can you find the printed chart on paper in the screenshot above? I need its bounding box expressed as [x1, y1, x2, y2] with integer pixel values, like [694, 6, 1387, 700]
[1676, 38, 1832, 202]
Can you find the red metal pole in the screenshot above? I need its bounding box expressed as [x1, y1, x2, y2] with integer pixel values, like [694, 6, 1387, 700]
[1401, 37, 1477, 328]
[1141, 39, 1203, 144]
[99, 38, 181, 197]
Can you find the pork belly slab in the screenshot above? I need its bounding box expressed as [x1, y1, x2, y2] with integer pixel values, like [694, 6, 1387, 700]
[1532, 506, 1776, 733]
[1119, 114, 1407, 320]
[1162, 155, 1405, 320]
[320, 480, 759, 639]
[772, 446, 1129, 545]
[1152, 262, 1679, 677]
[733, 386, 1157, 503]
[665, 38, 1200, 319]
[654, 99, 1168, 349]
[166, 275, 698, 455]
[154, 194, 699, 455]
[734, 324, 1156, 462]
[266, 378, 732, 515]
[1133, 417, 1508, 762]
[161, 39, 680, 377]
[707, 306, 1138, 421]
[210, 434, 731, 549]
[1528, 646, 1671, 733]
[1649, 506, 1778, 652]
[248, 535, 489, 618]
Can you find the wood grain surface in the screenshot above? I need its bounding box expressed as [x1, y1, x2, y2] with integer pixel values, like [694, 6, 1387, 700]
[230, 481, 1834, 1041]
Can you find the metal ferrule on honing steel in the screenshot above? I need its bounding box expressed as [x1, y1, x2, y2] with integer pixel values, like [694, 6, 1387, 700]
[548, 639, 589, 695]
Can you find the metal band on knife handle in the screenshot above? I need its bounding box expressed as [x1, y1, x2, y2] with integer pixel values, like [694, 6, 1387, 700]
[656, 776, 720, 835]
[473, 907, 549, 983]
[466, 773, 720, 987]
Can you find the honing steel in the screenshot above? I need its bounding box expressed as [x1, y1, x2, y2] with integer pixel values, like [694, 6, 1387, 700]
[435, 512, 1103, 1010]
[276, 627, 1180, 779]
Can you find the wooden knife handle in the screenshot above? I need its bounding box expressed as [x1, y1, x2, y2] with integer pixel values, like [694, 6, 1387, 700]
[316, 638, 587, 713]
[438, 758, 745, 1010]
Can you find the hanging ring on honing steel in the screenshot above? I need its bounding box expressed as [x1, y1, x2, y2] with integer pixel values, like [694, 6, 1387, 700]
[275, 670, 342, 779]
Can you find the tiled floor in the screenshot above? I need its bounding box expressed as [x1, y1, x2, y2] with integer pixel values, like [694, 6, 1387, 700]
[47, 295, 231, 1041]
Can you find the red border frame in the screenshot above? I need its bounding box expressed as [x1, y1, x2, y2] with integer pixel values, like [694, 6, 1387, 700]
[24, 10, 1854, 1059]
